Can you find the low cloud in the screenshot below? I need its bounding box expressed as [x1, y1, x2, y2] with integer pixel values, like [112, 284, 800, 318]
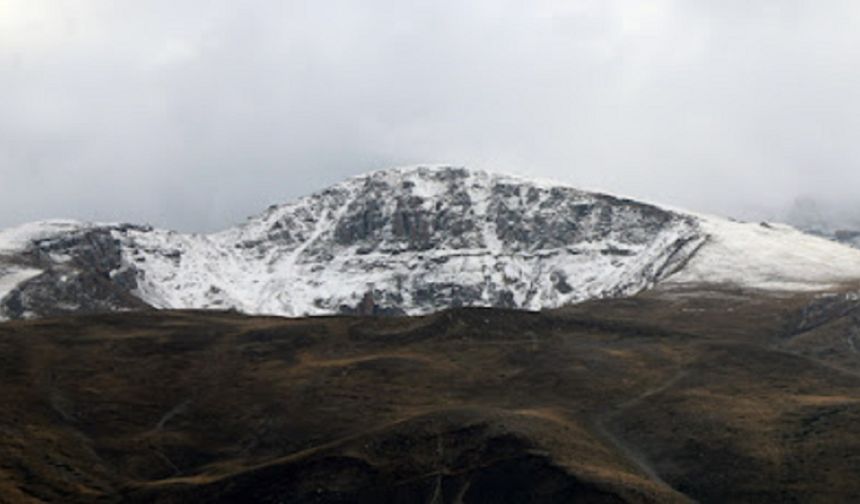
[1, 0, 859, 231]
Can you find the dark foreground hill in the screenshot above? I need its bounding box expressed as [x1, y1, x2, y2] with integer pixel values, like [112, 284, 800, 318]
[2, 286, 860, 503]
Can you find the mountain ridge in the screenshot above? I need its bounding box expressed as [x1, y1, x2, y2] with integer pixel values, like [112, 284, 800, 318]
[2, 165, 860, 321]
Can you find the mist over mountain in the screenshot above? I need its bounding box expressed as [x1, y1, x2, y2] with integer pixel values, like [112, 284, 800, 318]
[777, 197, 860, 249]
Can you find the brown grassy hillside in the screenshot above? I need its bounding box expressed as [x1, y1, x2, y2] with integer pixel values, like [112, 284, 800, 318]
[1, 287, 859, 503]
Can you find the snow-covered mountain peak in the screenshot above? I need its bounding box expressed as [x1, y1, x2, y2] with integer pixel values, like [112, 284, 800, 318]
[2, 166, 860, 321]
[227, 165, 676, 256]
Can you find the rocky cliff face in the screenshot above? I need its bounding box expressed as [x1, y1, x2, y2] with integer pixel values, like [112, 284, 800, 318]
[0, 167, 706, 320]
[0, 224, 148, 319]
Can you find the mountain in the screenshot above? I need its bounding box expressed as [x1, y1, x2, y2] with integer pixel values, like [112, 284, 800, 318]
[808, 227, 860, 250]
[783, 197, 860, 249]
[2, 166, 860, 321]
[836, 230, 860, 248]
[5, 167, 860, 502]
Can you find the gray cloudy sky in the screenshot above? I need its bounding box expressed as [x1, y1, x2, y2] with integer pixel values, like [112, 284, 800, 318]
[2, 0, 859, 232]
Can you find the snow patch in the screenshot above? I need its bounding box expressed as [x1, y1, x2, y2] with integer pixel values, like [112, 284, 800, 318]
[0, 266, 43, 319]
[665, 217, 860, 291]
[0, 220, 87, 253]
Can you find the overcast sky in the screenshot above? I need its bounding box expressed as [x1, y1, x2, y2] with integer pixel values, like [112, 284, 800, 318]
[1, 0, 859, 232]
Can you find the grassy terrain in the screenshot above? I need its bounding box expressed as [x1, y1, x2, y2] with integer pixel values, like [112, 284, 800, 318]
[1, 286, 859, 502]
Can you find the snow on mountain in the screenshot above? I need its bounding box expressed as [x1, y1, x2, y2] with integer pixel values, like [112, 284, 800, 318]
[112, 167, 703, 317]
[1, 166, 860, 320]
[0, 267, 41, 316]
[662, 216, 860, 291]
[0, 220, 89, 254]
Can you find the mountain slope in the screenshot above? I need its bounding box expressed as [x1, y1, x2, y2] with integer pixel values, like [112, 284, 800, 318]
[663, 216, 860, 291]
[2, 166, 860, 320]
[3, 288, 860, 502]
